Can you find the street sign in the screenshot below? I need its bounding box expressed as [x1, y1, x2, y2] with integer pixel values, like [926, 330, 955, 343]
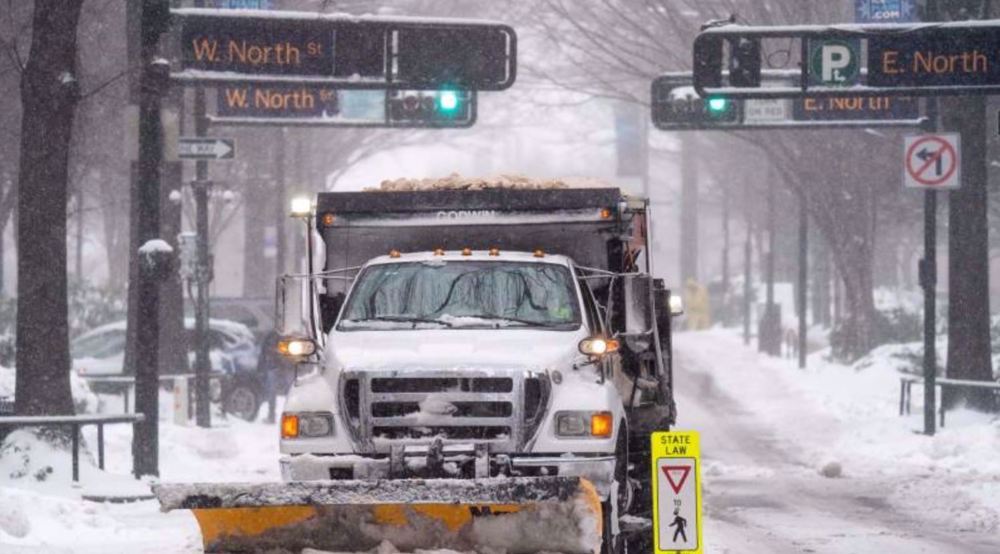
[211, 88, 476, 128]
[868, 30, 999, 88]
[218, 84, 339, 118]
[171, 9, 517, 91]
[178, 138, 236, 160]
[693, 22, 1000, 99]
[856, 0, 916, 23]
[744, 98, 790, 124]
[904, 134, 961, 190]
[652, 72, 926, 131]
[793, 95, 919, 121]
[651, 431, 703, 554]
[809, 39, 860, 87]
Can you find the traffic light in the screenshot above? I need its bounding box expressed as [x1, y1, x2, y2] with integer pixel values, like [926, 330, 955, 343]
[651, 76, 741, 131]
[387, 89, 475, 128]
[728, 38, 761, 87]
[706, 97, 731, 115]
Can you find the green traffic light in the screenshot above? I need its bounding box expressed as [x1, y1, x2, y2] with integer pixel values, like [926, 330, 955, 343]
[437, 90, 460, 113]
[707, 97, 729, 113]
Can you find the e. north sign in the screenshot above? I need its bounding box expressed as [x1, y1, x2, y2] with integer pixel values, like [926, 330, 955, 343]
[868, 31, 999, 88]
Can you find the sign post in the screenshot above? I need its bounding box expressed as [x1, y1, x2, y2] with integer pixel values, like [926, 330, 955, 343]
[651, 431, 703, 554]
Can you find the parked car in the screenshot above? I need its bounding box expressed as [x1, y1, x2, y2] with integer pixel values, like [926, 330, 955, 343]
[186, 297, 275, 342]
[71, 318, 265, 421]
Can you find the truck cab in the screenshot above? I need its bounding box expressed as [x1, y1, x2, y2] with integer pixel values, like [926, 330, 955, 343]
[276, 184, 679, 546]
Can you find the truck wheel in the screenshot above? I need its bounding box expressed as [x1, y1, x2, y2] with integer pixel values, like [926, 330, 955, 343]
[602, 424, 630, 554]
[224, 384, 260, 422]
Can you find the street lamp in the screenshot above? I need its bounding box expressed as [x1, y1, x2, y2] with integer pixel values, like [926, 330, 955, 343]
[290, 196, 313, 218]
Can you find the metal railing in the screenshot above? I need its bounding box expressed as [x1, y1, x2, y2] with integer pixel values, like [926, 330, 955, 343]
[0, 413, 145, 481]
[899, 375, 1000, 428]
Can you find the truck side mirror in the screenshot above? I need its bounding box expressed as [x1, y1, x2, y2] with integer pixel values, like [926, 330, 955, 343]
[275, 276, 320, 343]
[623, 274, 654, 336]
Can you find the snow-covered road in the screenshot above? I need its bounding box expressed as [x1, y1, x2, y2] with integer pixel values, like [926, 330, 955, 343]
[4, 330, 1000, 553]
[674, 330, 1000, 554]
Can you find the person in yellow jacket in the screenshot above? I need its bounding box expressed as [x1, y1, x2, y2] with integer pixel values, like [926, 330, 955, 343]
[684, 278, 712, 331]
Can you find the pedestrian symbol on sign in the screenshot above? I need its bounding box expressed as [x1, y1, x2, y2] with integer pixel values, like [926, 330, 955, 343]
[670, 509, 689, 543]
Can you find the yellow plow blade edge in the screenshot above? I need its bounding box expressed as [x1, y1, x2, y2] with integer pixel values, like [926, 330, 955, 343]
[156, 477, 602, 553]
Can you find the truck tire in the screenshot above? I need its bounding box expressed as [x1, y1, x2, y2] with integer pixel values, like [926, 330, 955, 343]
[602, 423, 630, 554]
[224, 383, 260, 422]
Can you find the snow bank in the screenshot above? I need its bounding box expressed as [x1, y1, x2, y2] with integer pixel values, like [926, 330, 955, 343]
[677, 329, 1000, 534]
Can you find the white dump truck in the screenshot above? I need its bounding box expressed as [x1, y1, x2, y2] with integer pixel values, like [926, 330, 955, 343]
[155, 183, 680, 554]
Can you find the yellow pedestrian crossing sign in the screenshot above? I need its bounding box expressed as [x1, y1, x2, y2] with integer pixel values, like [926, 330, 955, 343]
[651, 430, 703, 553]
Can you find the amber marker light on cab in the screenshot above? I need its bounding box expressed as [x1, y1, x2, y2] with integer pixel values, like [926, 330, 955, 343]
[590, 412, 613, 438]
[281, 414, 299, 439]
[579, 337, 619, 356]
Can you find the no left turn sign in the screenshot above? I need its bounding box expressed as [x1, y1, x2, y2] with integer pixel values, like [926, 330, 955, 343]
[904, 133, 961, 190]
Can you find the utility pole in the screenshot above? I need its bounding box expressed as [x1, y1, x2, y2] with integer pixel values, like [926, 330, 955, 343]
[191, 0, 212, 428]
[132, 0, 170, 477]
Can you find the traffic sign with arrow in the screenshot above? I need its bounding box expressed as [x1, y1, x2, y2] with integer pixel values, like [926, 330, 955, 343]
[178, 137, 236, 160]
[904, 133, 960, 190]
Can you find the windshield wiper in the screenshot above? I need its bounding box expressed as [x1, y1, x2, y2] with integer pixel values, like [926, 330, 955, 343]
[346, 316, 454, 328]
[465, 315, 567, 328]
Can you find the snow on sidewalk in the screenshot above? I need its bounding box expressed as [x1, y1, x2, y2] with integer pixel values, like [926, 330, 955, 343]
[675, 328, 1000, 535]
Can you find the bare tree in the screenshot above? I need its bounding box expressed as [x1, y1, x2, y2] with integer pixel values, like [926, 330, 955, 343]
[14, 0, 84, 416]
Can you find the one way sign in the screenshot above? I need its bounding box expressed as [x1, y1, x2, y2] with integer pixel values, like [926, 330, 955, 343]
[904, 133, 960, 190]
[178, 138, 236, 161]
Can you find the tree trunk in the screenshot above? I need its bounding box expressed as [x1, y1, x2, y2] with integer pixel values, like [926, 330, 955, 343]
[943, 95, 994, 410]
[14, 0, 84, 417]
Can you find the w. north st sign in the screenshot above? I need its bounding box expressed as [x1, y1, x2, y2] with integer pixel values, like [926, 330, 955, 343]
[173, 9, 517, 90]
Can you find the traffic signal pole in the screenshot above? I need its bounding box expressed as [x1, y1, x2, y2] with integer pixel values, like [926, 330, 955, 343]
[192, 0, 212, 429]
[132, 0, 169, 477]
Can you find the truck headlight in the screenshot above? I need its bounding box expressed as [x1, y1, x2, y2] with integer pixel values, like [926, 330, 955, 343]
[579, 337, 619, 356]
[278, 337, 317, 358]
[556, 411, 613, 438]
[281, 412, 334, 439]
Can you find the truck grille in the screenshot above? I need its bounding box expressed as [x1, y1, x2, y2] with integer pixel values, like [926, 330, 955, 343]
[341, 371, 549, 454]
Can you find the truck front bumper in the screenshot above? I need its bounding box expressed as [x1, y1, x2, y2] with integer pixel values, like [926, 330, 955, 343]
[280, 450, 617, 498]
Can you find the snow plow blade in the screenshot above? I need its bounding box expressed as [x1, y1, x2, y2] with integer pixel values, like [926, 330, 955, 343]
[154, 476, 602, 553]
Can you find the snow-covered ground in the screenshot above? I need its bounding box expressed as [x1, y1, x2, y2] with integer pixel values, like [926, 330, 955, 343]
[677, 329, 1000, 554]
[2, 330, 999, 553]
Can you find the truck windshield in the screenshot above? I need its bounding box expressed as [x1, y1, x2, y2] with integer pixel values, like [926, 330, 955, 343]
[339, 261, 581, 330]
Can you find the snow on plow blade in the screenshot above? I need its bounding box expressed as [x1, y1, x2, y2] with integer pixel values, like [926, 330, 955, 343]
[154, 476, 602, 553]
